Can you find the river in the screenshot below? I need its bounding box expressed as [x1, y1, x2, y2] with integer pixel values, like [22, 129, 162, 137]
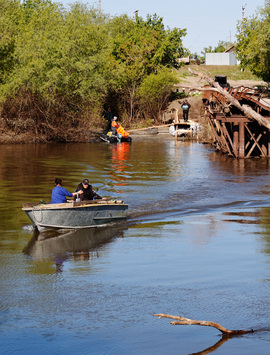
[0, 136, 270, 354]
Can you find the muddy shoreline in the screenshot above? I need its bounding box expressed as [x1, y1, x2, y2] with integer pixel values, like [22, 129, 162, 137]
[0, 96, 210, 144]
[0, 78, 262, 144]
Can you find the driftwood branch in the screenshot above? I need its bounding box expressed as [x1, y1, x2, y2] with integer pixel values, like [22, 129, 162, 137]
[153, 314, 257, 335]
[188, 67, 270, 130]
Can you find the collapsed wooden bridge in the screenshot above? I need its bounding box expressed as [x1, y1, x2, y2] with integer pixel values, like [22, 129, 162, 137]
[202, 81, 270, 158]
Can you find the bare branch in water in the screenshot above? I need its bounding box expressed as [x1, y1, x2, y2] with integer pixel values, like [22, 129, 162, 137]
[153, 314, 257, 335]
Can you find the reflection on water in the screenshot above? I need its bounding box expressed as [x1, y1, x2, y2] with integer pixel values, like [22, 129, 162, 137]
[110, 143, 131, 188]
[191, 335, 231, 355]
[222, 210, 262, 224]
[24, 227, 125, 272]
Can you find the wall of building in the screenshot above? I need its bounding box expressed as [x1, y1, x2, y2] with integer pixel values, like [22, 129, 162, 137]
[205, 52, 238, 65]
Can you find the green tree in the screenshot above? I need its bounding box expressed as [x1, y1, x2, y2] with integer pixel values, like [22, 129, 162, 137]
[1, 1, 112, 139]
[0, 3, 188, 140]
[110, 13, 186, 121]
[202, 45, 214, 54]
[203, 40, 234, 54]
[0, 0, 22, 84]
[235, 0, 270, 82]
[138, 68, 178, 123]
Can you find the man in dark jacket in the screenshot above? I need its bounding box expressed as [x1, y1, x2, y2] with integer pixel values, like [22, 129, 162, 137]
[76, 179, 102, 201]
[104, 107, 113, 133]
[181, 99, 191, 122]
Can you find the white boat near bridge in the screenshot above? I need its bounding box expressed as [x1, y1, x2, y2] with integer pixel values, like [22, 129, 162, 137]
[169, 121, 200, 138]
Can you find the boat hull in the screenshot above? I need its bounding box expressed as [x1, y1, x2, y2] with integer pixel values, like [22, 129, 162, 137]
[169, 121, 200, 138]
[22, 200, 128, 232]
[100, 133, 132, 143]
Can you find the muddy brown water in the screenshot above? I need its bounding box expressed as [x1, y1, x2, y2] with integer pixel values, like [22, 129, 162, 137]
[1, 136, 270, 354]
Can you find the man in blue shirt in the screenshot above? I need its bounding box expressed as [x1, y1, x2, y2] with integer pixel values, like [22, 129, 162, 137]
[50, 178, 82, 204]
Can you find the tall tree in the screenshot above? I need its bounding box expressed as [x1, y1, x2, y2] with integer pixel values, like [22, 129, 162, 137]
[138, 68, 178, 123]
[110, 14, 186, 121]
[0, 3, 187, 140]
[203, 40, 234, 54]
[1, 1, 112, 139]
[235, 0, 270, 82]
[0, 0, 21, 85]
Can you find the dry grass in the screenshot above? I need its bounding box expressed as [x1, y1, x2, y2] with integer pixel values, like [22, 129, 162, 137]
[178, 64, 261, 81]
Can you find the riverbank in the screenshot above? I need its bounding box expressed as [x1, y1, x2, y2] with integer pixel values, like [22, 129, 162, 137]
[0, 95, 210, 144]
[0, 127, 102, 144]
[0, 72, 264, 144]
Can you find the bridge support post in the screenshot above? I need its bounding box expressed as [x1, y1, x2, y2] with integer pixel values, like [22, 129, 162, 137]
[239, 121, 245, 158]
[233, 123, 239, 158]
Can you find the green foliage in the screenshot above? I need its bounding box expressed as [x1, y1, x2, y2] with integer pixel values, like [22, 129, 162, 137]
[110, 13, 186, 120]
[138, 68, 178, 123]
[0, 0, 22, 84]
[3, 1, 110, 103]
[235, 0, 270, 82]
[112, 13, 186, 74]
[0, 2, 187, 140]
[203, 40, 234, 54]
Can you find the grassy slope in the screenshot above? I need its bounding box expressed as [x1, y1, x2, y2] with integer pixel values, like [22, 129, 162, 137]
[177, 64, 261, 81]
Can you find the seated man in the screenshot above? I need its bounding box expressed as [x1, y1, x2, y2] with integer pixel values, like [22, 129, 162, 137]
[76, 179, 102, 201]
[111, 116, 118, 135]
[51, 178, 82, 204]
[111, 116, 130, 141]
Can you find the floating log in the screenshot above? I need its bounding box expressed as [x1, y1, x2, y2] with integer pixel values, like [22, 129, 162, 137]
[153, 314, 264, 335]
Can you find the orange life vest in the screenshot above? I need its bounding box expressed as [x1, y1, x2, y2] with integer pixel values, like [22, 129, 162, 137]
[111, 121, 118, 129]
[116, 125, 129, 138]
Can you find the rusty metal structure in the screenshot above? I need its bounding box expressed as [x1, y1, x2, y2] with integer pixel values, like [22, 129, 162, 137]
[202, 78, 270, 158]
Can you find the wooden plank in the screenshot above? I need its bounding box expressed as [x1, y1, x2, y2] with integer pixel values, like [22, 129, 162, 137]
[215, 116, 251, 123]
[239, 122, 245, 158]
[233, 123, 239, 157]
[261, 132, 268, 156]
[215, 119, 233, 156]
[246, 133, 263, 158]
[209, 118, 228, 153]
[221, 121, 237, 157]
[244, 125, 266, 158]
[268, 131, 270, 158]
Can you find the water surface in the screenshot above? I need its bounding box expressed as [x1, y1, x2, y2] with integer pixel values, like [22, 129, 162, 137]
[0, 136, 270, 354]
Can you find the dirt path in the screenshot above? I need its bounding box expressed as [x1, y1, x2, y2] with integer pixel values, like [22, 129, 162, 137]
[168, 75, 268, 120]
[178, 76, 267, 90]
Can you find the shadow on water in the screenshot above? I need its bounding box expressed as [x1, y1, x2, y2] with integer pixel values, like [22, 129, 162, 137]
[23, 226, 126, 272]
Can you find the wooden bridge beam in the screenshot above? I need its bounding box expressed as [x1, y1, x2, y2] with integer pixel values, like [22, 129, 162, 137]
[268, 131, 270, 158]
[239, 121, 245, 158]
[208, 113, 270, 158]
[233, 123, 239, 158]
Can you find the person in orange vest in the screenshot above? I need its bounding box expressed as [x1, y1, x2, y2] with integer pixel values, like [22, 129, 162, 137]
[111, 116, 119, 134]
[111, 117, 130, 141]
